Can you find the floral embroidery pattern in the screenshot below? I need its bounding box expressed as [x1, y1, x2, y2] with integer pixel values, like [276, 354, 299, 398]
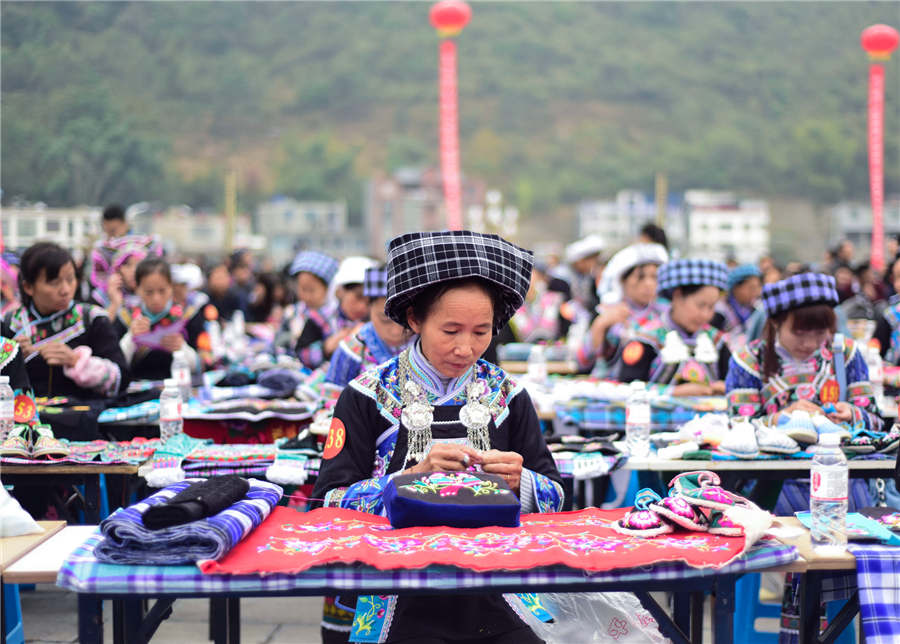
[205, 506, 749, 577]
[400, 472, 509, 497]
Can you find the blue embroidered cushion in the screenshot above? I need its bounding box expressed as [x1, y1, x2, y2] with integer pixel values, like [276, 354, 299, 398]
[383, 471, 521, 529]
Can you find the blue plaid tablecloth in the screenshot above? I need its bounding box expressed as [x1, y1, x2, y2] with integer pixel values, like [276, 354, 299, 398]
[554, 399, 725, 433]
[846, 543, 900, 644]
[58, 531, 797, 596]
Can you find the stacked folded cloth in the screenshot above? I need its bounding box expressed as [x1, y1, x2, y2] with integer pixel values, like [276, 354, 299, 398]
[94, 475, 283, 565]
[613, 471, 774, 542]
[545, 435, 627, 480]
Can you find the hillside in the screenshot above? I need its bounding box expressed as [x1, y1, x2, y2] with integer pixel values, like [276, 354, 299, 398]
[2, 1, 898, 218]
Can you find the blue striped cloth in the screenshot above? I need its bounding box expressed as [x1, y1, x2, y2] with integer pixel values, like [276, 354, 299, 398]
[847, 543, 900, 644]
[59, 533, 798, 594]
[94, 478, 282, 565]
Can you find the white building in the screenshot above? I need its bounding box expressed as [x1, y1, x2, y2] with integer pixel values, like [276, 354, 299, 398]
[576, 190, 684, 252]
[684, 191, 770, 264]
[147, 206, 266, 258]
[827, 198, 900, 255]
[256, 197, 366, 266]
[0, 205, 103, 252]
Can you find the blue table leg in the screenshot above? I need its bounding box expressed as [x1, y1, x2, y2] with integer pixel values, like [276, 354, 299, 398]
[712, 575, 736, 644]
[78, 594, 103, 644]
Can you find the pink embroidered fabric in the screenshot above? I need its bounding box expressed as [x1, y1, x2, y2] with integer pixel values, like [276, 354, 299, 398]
[200, 506, 748, 575]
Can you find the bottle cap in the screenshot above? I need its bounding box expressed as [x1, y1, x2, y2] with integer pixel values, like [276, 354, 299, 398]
[629, 380, 647, 391]
[818, 432, 842, 447]
[163, 378, 178, 388]
[0, 376, 8, 384]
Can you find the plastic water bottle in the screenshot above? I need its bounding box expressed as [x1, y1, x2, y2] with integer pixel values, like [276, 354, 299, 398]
[527, 344, 548, 386]
[810, 432, 848, 554]
[159, 378, 183, 443]
[625, 381, 651, 457]
[170, 350, 192, 402]
[0, 376, 14, 441]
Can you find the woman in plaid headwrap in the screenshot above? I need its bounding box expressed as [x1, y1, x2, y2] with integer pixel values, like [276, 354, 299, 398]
[713, 263, 764, 352]
[609, 258, 732, 395]
[725, 273, 883, 643]
[313, 231, 563, 644]
[324, 266, 412, 388]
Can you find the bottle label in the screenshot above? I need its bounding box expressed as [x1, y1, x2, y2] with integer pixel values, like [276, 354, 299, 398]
[173, 367, 191, 386]
[626, 405, 650, 425]
[0, 399, 13, 419]
[811, 467, 848, 502]
[160, 399, 182, 422]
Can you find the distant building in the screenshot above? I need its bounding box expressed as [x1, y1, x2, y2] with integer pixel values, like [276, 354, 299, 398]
[364, 168, 486, 258]
[0, 205, 102, 252]
[256, 197, 366, 267]
[683, 190, 770, 264]
[828, 197, 900, 255]
[148, 206, 266, 259]
[576, 191, 684, 253]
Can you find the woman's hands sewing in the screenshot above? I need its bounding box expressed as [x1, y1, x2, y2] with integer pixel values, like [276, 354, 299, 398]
[405, 445, 524, 493]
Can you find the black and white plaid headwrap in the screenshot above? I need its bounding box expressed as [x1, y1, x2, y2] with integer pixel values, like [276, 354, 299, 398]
[363, 267, 388, 299]
[761, 272, 839, 317]
[288, 250, 339, 283]
[384, 230, 533, 329]
[657, 258, 729, 299]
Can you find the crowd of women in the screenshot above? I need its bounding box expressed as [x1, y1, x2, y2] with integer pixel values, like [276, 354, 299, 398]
[1, 202, 898, 642]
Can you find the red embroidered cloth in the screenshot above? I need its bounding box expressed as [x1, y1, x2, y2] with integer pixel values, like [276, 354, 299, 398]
[199, 506, 747, 575]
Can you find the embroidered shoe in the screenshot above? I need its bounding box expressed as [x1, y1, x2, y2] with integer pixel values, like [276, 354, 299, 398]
[613, 489, 675, 537]
[669, 470, 721, 495]
[776, 410, 818, 444]
[718, 418, 760, 458]
[678, 485, 761, 512]
[874, 424, 900, 454]
[649, 494, 709, 531]
[0, 425, 30, 458]
[30, 424, 70, 458]
[706, 509, 745, 536]
[677, 413, 729, 447]
[811, 414, 851, 442]
[756, 425, 801, 455]
[841, 434, 876, 454]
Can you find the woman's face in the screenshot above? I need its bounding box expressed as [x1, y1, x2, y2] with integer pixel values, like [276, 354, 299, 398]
[296, 272, 328, 309]
[24, 261, 77, 315]
[778, 314, 831, 361]
[732, 276, 762, 308]
[891, 261, 900, 295]
[119, 256, 140, 291]
[173, 283, 188, 306]
[338, 286, 370, 322]
[408, 283, 494, 379]
[137, 272, 173, 315]
[622, 264, 658, 308]
[670, 285, 720, 335]
[370, 297, 409, 348]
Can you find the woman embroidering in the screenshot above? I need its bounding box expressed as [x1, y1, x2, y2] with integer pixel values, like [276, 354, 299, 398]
[313, 230, 563, 644]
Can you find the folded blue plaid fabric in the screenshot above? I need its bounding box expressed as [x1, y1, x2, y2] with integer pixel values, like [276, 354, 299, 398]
[95, 478, 282, 565]
[847, 543, 900, 644]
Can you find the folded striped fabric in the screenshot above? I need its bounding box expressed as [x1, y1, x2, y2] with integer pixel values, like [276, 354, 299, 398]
[94, 478, 282, 565]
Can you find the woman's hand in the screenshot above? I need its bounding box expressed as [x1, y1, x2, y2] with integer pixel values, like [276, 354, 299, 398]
[480, 449, 524, 494]
[160, 333, 184, 353]
[131, 315, 150, 337]
[783, 400, 823, 416]
[826, 401, 853, 423]
[406, 443, 483, 475]
[589, 303, 630, 348]
[38, 342, 78, 367]
[324, 325, 359, 357]
[671, 383, 714, 397]
[709, 380, 726, 395]
[15, 335, 35, 358]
